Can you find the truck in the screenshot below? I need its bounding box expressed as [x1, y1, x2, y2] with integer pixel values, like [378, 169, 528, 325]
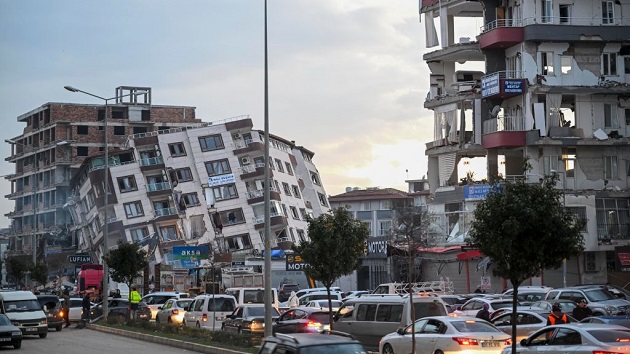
[78, 264, 103, 293]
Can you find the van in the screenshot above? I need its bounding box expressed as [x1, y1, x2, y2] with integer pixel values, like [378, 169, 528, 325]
[36, 294, 63, 331]
[183, 294, 237, 330]
[0, 291, 48, 338]
[334, 294, 449, 351]
[224, 287, 279, 310]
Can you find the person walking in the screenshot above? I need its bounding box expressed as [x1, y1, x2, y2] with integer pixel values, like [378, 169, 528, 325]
[547, 303, 569, 325]
[61, 288, 71, 328]
[128, 287, 142, 320]
[475, 303, 491, 321]
[78, 291, 92, 329]
[572, 299, 593, 321]
[288, 291, 299, 308]
[113, 289, 122, 299]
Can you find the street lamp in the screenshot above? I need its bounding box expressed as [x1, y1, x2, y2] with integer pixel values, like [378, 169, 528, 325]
[551, 169, 567, 287]
[263, 0, 273, 337]
[64, 86, 146, 320]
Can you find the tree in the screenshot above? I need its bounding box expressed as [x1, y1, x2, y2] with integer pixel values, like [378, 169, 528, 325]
[468, 176, 584, 353]
[7, 257, 28, 287]
[292, 207, 369, 329]
[103, 241, 148, 293]
[30, 262, 49, 287]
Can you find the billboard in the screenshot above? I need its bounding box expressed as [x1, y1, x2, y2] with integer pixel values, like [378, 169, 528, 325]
[464, 184, 492, 201]
[208, 173, 235, 187]
[173, 245, 209, 269]
[481, 73, 500, 98]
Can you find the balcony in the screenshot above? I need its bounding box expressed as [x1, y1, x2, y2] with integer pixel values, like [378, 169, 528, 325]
[154, 207, 179, 221]
[253, 213, 288, 231]
[246, 188, 281, 205]
[233, 140, 264, 156]
[276, 237, 294, 251]
[481, 71, 527, 100]
[482, 115, 527, 149]
[139, 156, 165, 172]
[240, 162, 272, 181]
[146, 182, 172, 197]
[479, 19, 524, 49]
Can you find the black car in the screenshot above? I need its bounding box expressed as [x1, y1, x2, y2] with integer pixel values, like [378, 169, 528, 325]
[90, 298, 151, 321]
[273, 307, 332, 333]
[258, 331, 367, 354]
[0, 314, 22, 349]
[36, 295, 64, 331]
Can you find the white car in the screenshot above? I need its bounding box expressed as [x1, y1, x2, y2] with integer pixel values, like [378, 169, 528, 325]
[380, 316, 511, 354]
[142, 291, 190, 320]
[68, 297, 94, 322]
[504, 323, 630, 354]
[304, 300, 342, 312]
[455, 298, 516, 318]
[155, 298, 194, 325]
[297, 291, 343, 306]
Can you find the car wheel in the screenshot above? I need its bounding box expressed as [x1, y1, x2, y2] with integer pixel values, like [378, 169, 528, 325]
[39, 332, 48, 339]
[13, 341, 21, 349]
[56, 325, 63, 332]
[237, 327, 242, 335]
[167, 317, 172, 324]
[434, 350, 444, 354]
[156, 316, 160, 324]
[196, 322, 201, 329]
[382, 344, 395, 354]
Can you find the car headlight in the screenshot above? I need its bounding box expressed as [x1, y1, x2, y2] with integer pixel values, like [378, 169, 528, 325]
[40, 319, 48, 325]
[11, 332, 21, 336]
[250, 321, 264, 330]
[605, 305, 618, 313]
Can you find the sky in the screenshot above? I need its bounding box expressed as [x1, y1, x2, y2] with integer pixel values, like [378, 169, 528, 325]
[0, 0, 451, 229]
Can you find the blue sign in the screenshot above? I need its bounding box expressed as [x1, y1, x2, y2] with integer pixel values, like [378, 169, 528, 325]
[503, 80, 523, 94]
[464, 185, 492, 201]
[481, 73, 500, 98]
[173, 245, 209, 269]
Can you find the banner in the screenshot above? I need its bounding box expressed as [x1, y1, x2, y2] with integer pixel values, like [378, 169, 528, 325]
[173, 245, 209, 269]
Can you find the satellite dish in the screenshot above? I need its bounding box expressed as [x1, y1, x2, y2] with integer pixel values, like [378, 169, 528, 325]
[490, 105, 501, 118]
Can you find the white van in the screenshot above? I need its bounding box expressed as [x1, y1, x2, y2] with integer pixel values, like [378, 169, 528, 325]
[224, 287, 279, 310]
[0, 291, 48, 338]
[183, 294, 237, 330]
[334, 294, 449, 351]
[297, 291, 343, 306]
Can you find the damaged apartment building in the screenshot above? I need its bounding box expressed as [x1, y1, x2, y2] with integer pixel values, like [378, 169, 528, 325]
[419, 0, 630, 290]
[66, 116, 330, 292]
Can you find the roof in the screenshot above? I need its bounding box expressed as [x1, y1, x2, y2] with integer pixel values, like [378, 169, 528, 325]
[328, 188, 409, 202]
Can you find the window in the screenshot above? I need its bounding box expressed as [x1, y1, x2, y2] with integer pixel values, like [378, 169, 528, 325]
[212, 184, 238, 201]
[559, 4, 571, 23]
[274, 180, 281, 193]
[318, 193, 328, 207]
[291, 185, 301, 198]
[625, 58, 630, 75]
[290, 206, 299, 219]
[269, 159, 275, 170]
[124, 201, 144, 218]
[310, 172, 321, 185]
[561, 56, 572, 75]
[160, 225, 178, 241]
[566, 207, 587, 232]
[281, 204, 289, 217]
[225, 234, 252, 251]
[541, 0, 552, 23]
[541, 52, 554, 75]
[627, 109, 630, 126]
[282, 182, 291, 196]
[77, 146, 88, 156]
[584, 252, 597, 272]
[596, 198, 629, 241]
[114, 126, 125, 135]
[381, 200, 391, 210]
[562, 148, 576, 178]
[602, 1, 615, 24]
[130, 227, 150, 243]
[363, 201, 371, 211]
[603, 53, 618, 76]
[168, 143, 186, 157]
[182, 193, 200, 206]
[275, 159, 284, 172]
[220, 209, 245, 226]
[199, 134, 224, 151]
[543, 155, 559, 175]
[604, 104, 619, 128]
[77, 125, 88, 135]
[117, 176, 138, 192]
[205, 159, 231, 176]
[300, 208, 308, 220]
[175, 168, 193, 182]
[296, 229, 306, 242]
[379, 220, 392, 236]
[604, 156, 619, 180]
[285, 162, 293, 175]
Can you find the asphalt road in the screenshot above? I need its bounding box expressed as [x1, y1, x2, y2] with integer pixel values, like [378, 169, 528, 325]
[8, 326, 197, 354]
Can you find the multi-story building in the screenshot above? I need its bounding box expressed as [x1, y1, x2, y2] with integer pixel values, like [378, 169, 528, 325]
[4, 86, 200, 277]
[67, 116, 330, 291]
[419, 0, 630, 290]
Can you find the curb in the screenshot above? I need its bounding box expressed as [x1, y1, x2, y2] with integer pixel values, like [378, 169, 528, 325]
[87, 323, 249, 354]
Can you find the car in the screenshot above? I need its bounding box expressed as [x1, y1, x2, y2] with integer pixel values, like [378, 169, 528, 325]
[342, 290, 370, 300]
[294, 287, 341, 299]
[492, 309, 559, 341]
[272, 307, 332, 333]
[502, 286, 554, 297]
[68, 297, 94, 322]
[279, 283, 301, 302]
[503, 323, 630, 354]
[183, 294, 237, 330]
[222, 304, 280, 334]
[574, 284, 630, 300]
[141, 291, 190, 320]
[379, 316, 511, 354]
[528, 299, 577, 315]
[439, 294, 469, 312]
[304, 300, 342, 312]
[89, 298, 151, 321]
[580, 315, 630, 328]
[455, 297, 518, 318]
[545, 286, 630, 316]
[155, 298, 194, 325]
[257, 331, 367, 354]
[297, 291, 343, 306]
[0, 314, 22, 349]
[36, 294, 64, 331]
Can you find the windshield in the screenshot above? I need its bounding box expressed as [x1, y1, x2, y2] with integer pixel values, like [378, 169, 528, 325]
[5, 299, 41, 313]
[177, 300, 193, 308]
[588, 329, 630, 343]
[585, 289, 617, 302]
[301, 343, 366, 354]
[414, 302, 447, 318]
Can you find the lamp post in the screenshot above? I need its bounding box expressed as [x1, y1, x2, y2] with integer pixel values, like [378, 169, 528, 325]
[551, 169, 567, 287]
[64, 86, 145, 320]
[263, 0, 273, 337]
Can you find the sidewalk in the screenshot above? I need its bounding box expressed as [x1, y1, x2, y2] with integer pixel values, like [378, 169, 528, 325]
[87, 322, 250, 354]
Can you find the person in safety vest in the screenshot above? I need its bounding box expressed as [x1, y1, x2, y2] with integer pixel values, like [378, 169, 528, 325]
[129, 287, 142, 320]
[546, 302, 569, 325]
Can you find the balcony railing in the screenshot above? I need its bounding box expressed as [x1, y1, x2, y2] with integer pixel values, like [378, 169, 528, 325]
[247, 186, 279, 199]
[253, 212, 281, 224]
[146, 182, 172, 192]
[483, 115, 525, 134]
[241, 162, 265, 174]
[155, 207, 178, 217]
[234, 138, 255, 149]
[481, 16, 630, 33]
[481, 18, 525, 32]
[139, 156, 164, 167]
[598, 224, 630, 241]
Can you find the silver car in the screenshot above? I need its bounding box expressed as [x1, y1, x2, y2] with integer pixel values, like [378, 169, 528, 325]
[492, 309, 553, 341]
[503, 323, 630, 354]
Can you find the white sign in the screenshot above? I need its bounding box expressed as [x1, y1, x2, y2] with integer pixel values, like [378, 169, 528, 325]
[481, 276, 491, 290]
[208, 173, 235, 187]
[481, 72, 500, 98]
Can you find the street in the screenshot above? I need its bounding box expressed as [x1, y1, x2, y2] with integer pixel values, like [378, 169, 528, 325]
[7, 327, 197, 354]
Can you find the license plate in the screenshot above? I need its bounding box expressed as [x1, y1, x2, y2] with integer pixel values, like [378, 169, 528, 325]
[481, 342, 500, 347]
[0, 338, 10, 341]
[25, 328, 37, 332]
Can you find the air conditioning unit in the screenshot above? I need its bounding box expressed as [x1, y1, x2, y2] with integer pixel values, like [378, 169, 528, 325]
[241, 157, 251, 165]
[233, 133, 241, 139]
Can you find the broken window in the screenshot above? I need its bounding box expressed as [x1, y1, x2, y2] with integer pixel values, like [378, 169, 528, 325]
[562, 148, 576, 178]
[541, 52, 554, 75]
[561, 56, 572, 75]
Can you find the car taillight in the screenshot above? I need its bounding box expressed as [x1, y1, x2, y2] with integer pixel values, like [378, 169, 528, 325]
[452, 337, 479, 346]
[505, 339, 512, 346]
[172, 309, 179, 315]
[594, 351, 625, 354]
[58, 310, 64, 317]
[306, 321, 322, 328]
[202, 313, 207, 322]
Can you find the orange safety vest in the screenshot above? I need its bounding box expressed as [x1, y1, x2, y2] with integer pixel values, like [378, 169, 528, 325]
[548, 313, 568, 325]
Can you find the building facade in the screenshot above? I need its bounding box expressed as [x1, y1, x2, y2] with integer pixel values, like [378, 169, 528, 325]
[419, 0, 630, 289]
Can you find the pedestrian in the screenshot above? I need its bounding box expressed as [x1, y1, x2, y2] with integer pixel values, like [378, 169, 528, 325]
[476, 303, 490, 321]
[113, 289, 122, 299]
[128, 287, 142, 320]
[288, 291, 299, 308]
[79, 291, 92, 328]
[547, 303, 569, 325]
[61, 288, 71, 328]
[572, 299, 593, 321]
